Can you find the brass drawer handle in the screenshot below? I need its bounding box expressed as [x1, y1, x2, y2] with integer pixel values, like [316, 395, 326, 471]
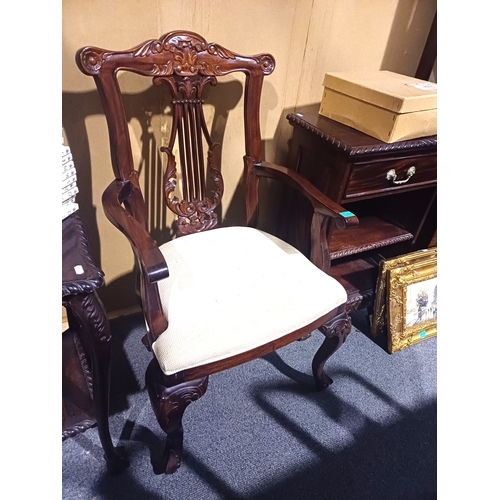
[386, 166, 416, 185]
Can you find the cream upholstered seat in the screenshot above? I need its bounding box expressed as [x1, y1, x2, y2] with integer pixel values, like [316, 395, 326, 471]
[78, 31, 359, 475]
[153, 226, 347, 375]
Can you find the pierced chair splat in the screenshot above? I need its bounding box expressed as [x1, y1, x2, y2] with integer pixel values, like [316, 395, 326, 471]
[77, 30, 359, 475]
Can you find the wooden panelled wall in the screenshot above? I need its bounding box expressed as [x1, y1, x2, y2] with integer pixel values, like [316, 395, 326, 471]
[62, 0, 437, 315]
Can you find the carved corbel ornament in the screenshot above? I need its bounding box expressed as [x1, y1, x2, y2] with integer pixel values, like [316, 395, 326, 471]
[319, 311, 352, 344]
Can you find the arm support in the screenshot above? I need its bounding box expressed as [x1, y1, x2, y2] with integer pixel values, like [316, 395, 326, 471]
[102, 179, 169, 283]
[256, 161, 358, 228]
[255, 161, 359, 271]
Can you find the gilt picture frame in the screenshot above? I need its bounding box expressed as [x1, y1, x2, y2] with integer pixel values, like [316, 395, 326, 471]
[386, 250, 437, 354]
[371, 247, 437, 338]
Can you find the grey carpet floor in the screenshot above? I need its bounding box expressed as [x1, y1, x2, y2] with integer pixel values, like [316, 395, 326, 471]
[62, 311, 437, 500]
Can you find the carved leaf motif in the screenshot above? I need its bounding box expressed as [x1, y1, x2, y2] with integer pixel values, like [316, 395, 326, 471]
[160, 139, 223, 237]
[173, 46, 199, 75]
[200, 62, 223, 76]
[161, 146, 178, 197]
[177, 79, 196, 99]
[81, 293, 111, 343]
[89, 32, 275, 79]
[207, 145, 224, 204]
[164, 32, 208, 53]
[134, 39, 164, 57]
[155, 75, 216, 100]
[151, 61, 173, 76]
[131, 33, 241, 77]
[157, 378, 208, 428]
[207, 43, 235, 59]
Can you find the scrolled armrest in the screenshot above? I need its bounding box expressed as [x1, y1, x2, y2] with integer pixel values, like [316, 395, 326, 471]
[256, 161, 359, 229]
[102, 179, 169, 283]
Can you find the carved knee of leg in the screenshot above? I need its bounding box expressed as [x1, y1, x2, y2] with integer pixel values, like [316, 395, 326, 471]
[146, 361, 209, 434]
[319, 311, 352, 344]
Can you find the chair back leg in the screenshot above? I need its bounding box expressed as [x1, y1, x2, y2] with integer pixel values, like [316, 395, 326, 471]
[312, 312, 352, 390]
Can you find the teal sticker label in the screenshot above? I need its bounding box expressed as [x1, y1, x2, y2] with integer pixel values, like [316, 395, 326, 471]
[419, 330, 427, 338]
[340, 211, 355, 218]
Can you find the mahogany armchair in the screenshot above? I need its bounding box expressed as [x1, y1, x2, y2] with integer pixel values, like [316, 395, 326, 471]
[77, 31, 359, 474]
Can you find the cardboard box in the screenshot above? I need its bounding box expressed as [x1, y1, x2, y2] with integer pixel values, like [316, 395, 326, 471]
[319, 70, 437, 143]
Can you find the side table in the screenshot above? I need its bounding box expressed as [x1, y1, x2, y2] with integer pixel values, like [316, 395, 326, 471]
[62, 212, 128, 474]
[281, 106, 437, 312]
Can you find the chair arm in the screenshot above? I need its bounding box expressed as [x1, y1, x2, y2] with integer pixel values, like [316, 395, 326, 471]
[102, 179, 169, 283]
[256, 161, 359, 229]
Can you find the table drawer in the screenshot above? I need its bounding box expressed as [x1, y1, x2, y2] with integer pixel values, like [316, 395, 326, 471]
[344, 155, 437, 200]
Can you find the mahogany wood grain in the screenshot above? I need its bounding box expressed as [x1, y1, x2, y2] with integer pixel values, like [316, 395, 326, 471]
[77, 31, 354, 474]
[345, 155, 436, 201]
[328, 216, 412, 260]
[287, 108, 436, 151]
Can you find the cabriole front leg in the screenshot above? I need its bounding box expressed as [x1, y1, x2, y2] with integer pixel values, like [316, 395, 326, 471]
[146, 359, 208, 474]
[312, 311, 352, 390]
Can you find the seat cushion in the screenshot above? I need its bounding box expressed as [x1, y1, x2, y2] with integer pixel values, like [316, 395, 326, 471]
[152, 226, 347, 375]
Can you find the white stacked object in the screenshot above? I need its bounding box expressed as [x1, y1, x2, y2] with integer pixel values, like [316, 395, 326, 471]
[62, 138, 79, 219]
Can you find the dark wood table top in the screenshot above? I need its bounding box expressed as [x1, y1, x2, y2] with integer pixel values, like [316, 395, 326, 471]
[62, 212, 103, 296]
[287, 103, 437, 154]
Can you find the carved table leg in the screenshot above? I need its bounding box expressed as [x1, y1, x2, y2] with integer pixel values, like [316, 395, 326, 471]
[312, 311, 352, 390]
[146, 359, 208, 474]
[68, 292, 129, 474]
